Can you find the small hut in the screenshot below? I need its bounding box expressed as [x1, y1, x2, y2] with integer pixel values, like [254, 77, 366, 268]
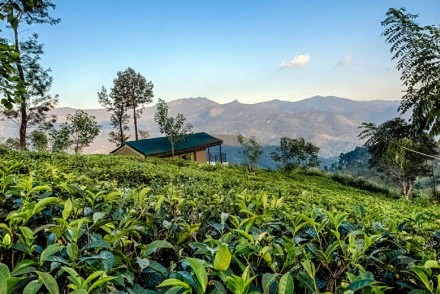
[110, 132, 225, 163]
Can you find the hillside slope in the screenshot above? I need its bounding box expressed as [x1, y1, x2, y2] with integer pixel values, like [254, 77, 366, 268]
[0, 150, 439, 293]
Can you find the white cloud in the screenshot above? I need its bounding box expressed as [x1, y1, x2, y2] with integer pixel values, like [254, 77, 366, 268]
[279, 54, 311, 68]
[334, 54, 352, 68]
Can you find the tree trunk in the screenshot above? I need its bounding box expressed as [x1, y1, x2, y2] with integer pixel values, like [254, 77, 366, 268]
[118, 117, 124, 146]
[13, 25, 27, 150]
[403, 180, 413, 201]
[133, 105, 138, 141]
[171, 142, 175, 157]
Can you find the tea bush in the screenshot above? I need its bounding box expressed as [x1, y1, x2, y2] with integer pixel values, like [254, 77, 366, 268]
[0, 149, 439, 293]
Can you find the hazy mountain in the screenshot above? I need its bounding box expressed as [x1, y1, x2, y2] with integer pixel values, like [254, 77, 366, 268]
[0, 96, 404, 157]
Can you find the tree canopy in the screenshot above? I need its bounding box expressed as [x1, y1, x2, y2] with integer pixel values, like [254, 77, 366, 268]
[0, 0, 60, 149]
[154, 98, 193, 156]
[67, 110, 101, 154]
[382, 8, 440, 135]
[237, 134, 263, 171]
[360, 117, 438, 200]
[98, 85, 130, 147]
[271, 137, 320, 170]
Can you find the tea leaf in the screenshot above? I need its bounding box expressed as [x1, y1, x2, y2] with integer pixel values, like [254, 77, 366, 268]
[214, 244, 231, 271]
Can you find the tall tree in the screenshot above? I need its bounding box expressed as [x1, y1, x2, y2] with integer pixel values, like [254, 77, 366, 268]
[382, 8, 440, 135]
[360, 118, 438, 200]
[98, 86, 130, 146]
[0, 0, 60, 149]
[237, 134, 263, 171]
[67, 110, 101, 154]
[154, 98, 193, 156]
[271, 137, 320, 170]
[120, 67, 154, 141]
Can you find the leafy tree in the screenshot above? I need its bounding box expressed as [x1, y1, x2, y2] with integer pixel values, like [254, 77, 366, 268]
[66, 110, 100, 154]
[114, 67, 154, 141]
[49, 123, 71, 153]
[154, 98, 193, 156]
[0, 0, 60, 149]
[237, 134, 263, 171]
[30, 129, 47, 151]
[98, 84, 130, 147]
[271, 137, 320, 170]
[360, 118, 438, 200]
[0, 0, 34, 109]
[382, 8, 440, 135]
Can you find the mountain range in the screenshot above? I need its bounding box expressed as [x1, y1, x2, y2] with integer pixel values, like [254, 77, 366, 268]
[0, 96, 405, 157]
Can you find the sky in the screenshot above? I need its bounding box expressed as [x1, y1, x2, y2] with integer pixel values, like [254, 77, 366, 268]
[12, 0, 440, 108]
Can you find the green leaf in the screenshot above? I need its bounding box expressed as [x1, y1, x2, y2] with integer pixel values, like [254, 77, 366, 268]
[233, 229, 255, 244]
[66, 243, 79, 261]
[83, 271, 105, 288]
[278, 273, 294, 294]
[186, 258, 208, 293]
[214, 244, 232, 271]
[81, 240, 111, 251]
[424, 260, 440, 269]
[348, 279, 375, 291]
[29, 185, 51, 194]
[164, 286, 184, 294]
[88, 276, 115, 292]
[40, 244, 64, 264]
[136, 258, 150, 271]
[144, 240, 173, 256]
[262, 273, 277, 294]
[23, 280, 42, 294]
[11, 259, 35, 276]
[93, 212, 106, 224]
[70, 290, 88, 294]
[33, 197, 62, 215]
[413, 268, 433, 292]
[100, 250, 115, 271]
[158, 279, 191, 289]
[62, 199, 73, 220]
[37, 272, 59, 294]
[0, 263, 10, 294]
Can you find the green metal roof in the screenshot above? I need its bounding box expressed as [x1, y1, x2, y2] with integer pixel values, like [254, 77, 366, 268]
[112, 132, 222, 156]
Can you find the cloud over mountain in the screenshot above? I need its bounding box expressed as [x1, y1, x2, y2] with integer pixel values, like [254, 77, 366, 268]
[280, 54, 311, 68]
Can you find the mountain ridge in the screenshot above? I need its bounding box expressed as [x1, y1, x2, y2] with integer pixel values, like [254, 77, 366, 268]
[0, 96, 404, 157]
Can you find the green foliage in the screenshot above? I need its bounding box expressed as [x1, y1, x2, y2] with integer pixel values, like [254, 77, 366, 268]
[154, 98, 193, 156]
[360, 118, 438, 200]
[0, 150, 439, 292]
[98, 83, 130, 146]
[0, 0, 60, 149]
[101, 67, 154, 141]
[29, 130, 48, 152]
[0, 41, 24, 110]
[49, 123, 71, 153]
[237, 135, 263, 171]
[67, 110, 101, 154]
[271, 137, 320, 170]
[338, 146, 370, 171]
[382, 8, 440, 135]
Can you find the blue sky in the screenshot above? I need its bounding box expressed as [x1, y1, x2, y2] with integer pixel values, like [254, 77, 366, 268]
[19, 0, 440, 108]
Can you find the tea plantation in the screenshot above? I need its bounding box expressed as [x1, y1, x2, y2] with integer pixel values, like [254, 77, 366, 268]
[0, 148, 439, 293]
